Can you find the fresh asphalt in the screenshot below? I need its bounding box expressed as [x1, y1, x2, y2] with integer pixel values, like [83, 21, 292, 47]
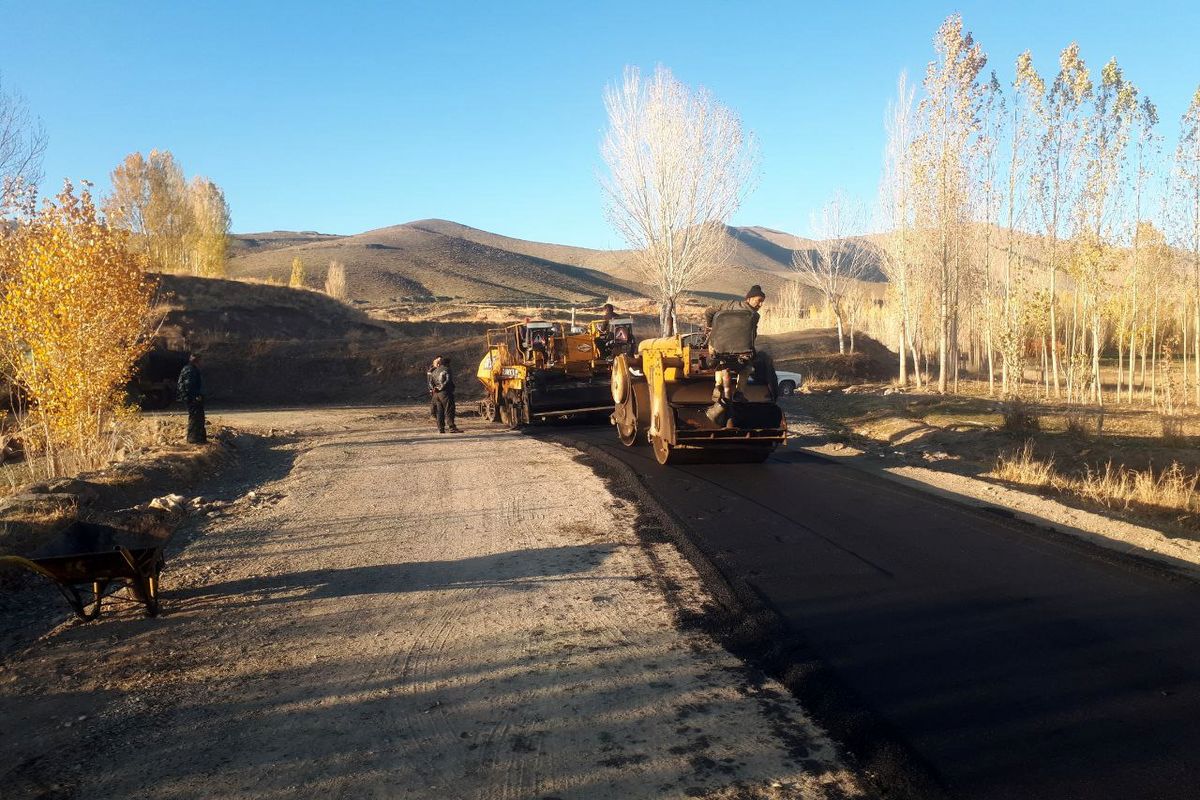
[561, 424, 1200, 800]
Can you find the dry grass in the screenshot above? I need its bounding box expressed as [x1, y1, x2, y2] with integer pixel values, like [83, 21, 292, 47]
[994, 441, 1200, 519]
[993, 441, 1057, 486]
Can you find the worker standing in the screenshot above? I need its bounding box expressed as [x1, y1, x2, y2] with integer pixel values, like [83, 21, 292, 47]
[704, 284, 766, 407]
[177, 352, 207, 444]
[426, 359, 438, 419]
[429, 356, 462, 434]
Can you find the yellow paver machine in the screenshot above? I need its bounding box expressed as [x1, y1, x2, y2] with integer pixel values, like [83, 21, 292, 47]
[609, 309, 787, 464]
[477, 317, 636, 427]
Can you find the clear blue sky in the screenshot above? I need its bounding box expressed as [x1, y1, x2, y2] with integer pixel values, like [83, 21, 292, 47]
[3, 0, 1198, 248]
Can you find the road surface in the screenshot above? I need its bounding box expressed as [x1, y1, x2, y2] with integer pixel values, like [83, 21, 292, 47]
[559, 423, 1200, 800]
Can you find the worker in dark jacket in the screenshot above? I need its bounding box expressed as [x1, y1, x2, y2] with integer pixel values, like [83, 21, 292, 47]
[704, 285, 766, 419]
[177, 353, 206, 444]
[429, 356, 462, 434]
[426, 360, 438, 419]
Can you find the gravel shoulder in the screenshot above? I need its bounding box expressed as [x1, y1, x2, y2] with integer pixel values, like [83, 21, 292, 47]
[0, 406, 862, 800]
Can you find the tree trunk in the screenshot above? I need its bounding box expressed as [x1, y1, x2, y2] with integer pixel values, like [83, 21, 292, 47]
[660, 295, 678, 337]
[1049, 266, 1061, 397]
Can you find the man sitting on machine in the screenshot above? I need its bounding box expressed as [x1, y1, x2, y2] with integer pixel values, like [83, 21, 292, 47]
[703, 285, 766, 424]
[594, 303, 636, 360]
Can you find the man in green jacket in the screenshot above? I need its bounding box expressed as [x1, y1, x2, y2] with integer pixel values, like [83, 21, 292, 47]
[704, 285, 766, 410]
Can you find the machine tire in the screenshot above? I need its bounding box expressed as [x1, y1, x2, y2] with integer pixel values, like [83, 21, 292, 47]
[611, 355, 630, 404]
[778, 380, 796, 396]
[479, 396, 500, 422]
[615, 384, 642, 448]
[652, 435, 691, 465]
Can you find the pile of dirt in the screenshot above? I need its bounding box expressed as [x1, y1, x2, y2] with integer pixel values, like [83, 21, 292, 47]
[759, 328, 898, 383]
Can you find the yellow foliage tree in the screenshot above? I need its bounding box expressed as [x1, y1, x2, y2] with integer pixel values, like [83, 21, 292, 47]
[0, 181, 157, 474]
[289, 256, 306, 288]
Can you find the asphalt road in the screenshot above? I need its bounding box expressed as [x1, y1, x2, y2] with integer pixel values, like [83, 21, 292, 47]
[561, 425, 1200, 800]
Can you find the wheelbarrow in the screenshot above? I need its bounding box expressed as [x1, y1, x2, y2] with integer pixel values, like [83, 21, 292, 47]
[0, 520, 171, 621]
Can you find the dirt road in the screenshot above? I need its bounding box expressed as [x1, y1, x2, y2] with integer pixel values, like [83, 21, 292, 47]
[0, 408, 861, 799]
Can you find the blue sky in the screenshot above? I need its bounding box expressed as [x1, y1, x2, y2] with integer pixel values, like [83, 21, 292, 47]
[2, 1, 1198, 248]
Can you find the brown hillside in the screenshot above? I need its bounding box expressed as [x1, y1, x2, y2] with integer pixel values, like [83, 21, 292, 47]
[229, 230, 344, 257]
[226, 219, 888, 310]
[228, 222, 648, 307]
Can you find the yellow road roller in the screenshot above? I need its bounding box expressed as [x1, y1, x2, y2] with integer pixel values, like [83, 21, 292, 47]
[610, 310, 786, 464]
[477, 317, 635, 427]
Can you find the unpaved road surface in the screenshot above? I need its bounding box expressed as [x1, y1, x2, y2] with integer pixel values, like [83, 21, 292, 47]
[559, 422, 1200, 800]
[0, 408, 861, 800]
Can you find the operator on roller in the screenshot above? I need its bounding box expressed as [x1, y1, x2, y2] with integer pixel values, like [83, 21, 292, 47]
[704, 284, 766, 410]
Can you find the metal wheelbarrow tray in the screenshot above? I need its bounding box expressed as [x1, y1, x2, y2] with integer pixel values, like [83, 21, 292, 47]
[1, 520, 171, 621]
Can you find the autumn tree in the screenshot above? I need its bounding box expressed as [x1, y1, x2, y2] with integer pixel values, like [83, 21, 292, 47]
[290, 256, 306, 288]
[1031, 44, 1091, 397]
[913, 14, 988, 392]
[600, 65, 757, 335]
[999, 52, 1044, 395]
[105, 150, 231, 277]
[0, 182, 156, 475]
[186, 177, 230, 277]
[325, 260, 347, 300]
[1175, 86, 1200, 404]
[1074, 58, 1137, 404]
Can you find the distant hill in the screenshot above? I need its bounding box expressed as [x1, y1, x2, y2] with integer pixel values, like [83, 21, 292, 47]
[228, 219, 884, 308]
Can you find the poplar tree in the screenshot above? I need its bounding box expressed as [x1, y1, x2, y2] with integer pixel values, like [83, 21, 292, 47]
[1032, 44, 1091, 397]
[914, 14, 987, 393]
[1175, 86, 1200, 404]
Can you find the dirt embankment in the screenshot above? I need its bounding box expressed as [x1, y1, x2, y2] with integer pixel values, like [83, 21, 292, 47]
[759, 328, 898, 383]
[150, 274, 492, 405]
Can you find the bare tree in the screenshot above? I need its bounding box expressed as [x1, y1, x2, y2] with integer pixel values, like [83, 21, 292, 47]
[0, 73, 47, 203]
[879, 72, 922, 386]
[600, 65, 757, 335]
[793, 192, 875, 353]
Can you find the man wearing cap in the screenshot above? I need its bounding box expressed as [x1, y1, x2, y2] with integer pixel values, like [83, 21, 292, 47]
[177, 352, 207, 445]
[429, 356, 462, 434]
[704, 285, 766, 411]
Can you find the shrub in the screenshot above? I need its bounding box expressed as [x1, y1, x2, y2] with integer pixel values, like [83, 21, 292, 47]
[1000, 396, 1040, 434]
[1160, 413, 1187, 446]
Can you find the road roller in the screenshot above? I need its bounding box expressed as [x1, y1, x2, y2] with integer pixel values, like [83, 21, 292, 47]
[610, 309, 786, 464]
[476, 317, 635, 427]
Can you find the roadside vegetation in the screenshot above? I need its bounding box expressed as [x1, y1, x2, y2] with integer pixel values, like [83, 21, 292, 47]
[789, 382, 1200, 535]
[0, 182, 157, 481]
